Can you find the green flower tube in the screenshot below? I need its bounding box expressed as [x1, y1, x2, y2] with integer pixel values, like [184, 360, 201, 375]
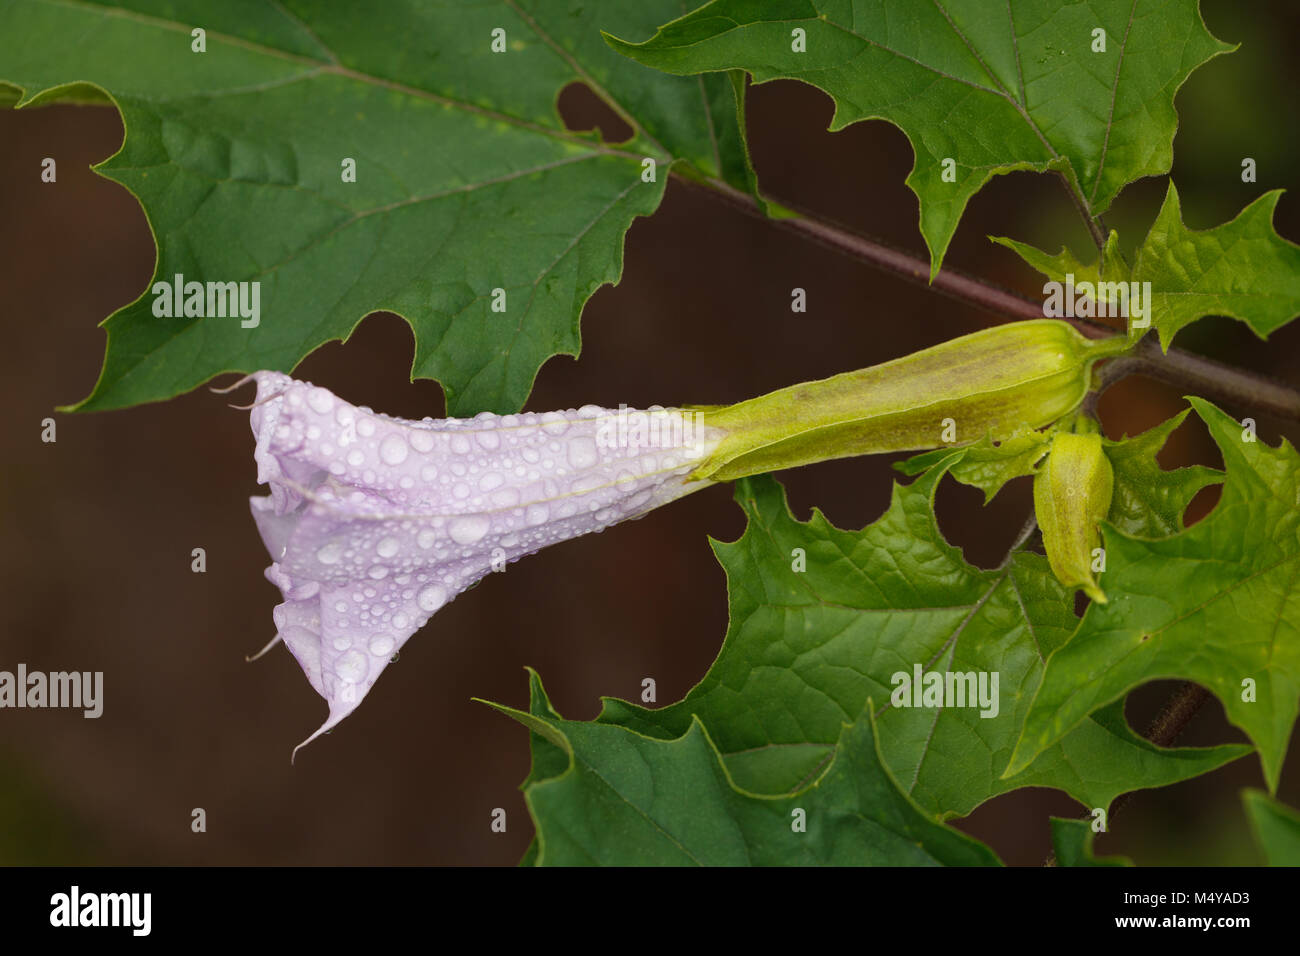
[691, 320, 1128, 482]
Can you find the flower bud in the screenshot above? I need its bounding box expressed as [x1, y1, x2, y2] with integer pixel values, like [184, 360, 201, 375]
[692, 320, 1127, 482]
[1033, 430, 1114, 603]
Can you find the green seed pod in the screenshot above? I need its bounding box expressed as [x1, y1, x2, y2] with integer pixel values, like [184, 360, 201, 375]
[1033, 430, 1114, 603]
[692, 320, 1127, 482]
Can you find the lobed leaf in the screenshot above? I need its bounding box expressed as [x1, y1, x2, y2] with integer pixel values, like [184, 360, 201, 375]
[608, 0, 1232, 277]
[1009, 399, 1300, 791]
[994, 184, 1300, 347]
[896, 427, 1052, 503]
[1101, 409, 1222, 539]
[598, 467, 1248, 819]
[1, 0, 756, 414]
[490, 669, 1001, 865]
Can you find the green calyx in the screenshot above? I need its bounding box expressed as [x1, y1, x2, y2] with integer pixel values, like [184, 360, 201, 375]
[690, 320, 1129, 482]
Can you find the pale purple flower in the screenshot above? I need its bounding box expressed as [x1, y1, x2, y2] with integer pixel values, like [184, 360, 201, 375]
[241, 372, 723, 754]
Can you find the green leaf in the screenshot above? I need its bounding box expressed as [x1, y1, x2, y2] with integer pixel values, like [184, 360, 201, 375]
[607, 0, 1232, 277]
[519, 665, 570, 789]
[3, 0, 754, 414]
[990, 230, 1135, 333]
[1242, 789, 1300, 866]
[599, 470, 1248, 818]
[1138, 185, 1300, 347]
[518, 838, 540, 866]
[1009, 398, 1300, 791]
[1050, 817, 1130, 867]
[994, 184, 1300, 347]
[896, 428, 1052, 503]
[992, 230, 1128, 293]
[1102, 409, 1222, 538]
[488, 671, 1000, 866]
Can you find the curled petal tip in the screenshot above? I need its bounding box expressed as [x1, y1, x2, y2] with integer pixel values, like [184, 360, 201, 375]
[229, 388, 287, 411]
[209, 372, 259, 395]
[290, 708, 349, 764]
[245, 632, 283, 663]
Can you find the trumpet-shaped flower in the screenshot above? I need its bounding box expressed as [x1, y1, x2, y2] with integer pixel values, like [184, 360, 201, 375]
[240, 322, 1117, 753]
[243, 372, 723, 753]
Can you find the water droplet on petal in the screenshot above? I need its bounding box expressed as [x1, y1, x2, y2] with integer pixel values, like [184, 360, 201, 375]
[369, 635, 395, 656]
[525, 504, 549, 526]
[450, 434, 471, 454]
[307, 388, 333, 414]
[540, 412, 568, 435]
[376, 537, 400, 558]
[316, 542, 344, 564]
[417, 529, 438, 549]
[410, 431, 435, 453]
[334, 650, 368, 684]
[418, 584, 448, 612]
[490, 487, 519, 508]
[567, 437, 598, 469]
[368, 565, 389, 579]
[380, 434, 409, 465]
[449, 515, 489, 545]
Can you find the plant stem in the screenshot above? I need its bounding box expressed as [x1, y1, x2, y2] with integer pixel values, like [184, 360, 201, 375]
[1142, 682, 1212, 748]
[675, 173, 1300, 423]
[1128, 337, 1300, 421]
[1055, 170, 1108, 251]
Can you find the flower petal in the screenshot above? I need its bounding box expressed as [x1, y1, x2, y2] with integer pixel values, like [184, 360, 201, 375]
[245, 371, 723, 752]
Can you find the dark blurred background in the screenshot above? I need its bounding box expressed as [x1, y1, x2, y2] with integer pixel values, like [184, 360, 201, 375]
[1, 1, 1297, 866]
